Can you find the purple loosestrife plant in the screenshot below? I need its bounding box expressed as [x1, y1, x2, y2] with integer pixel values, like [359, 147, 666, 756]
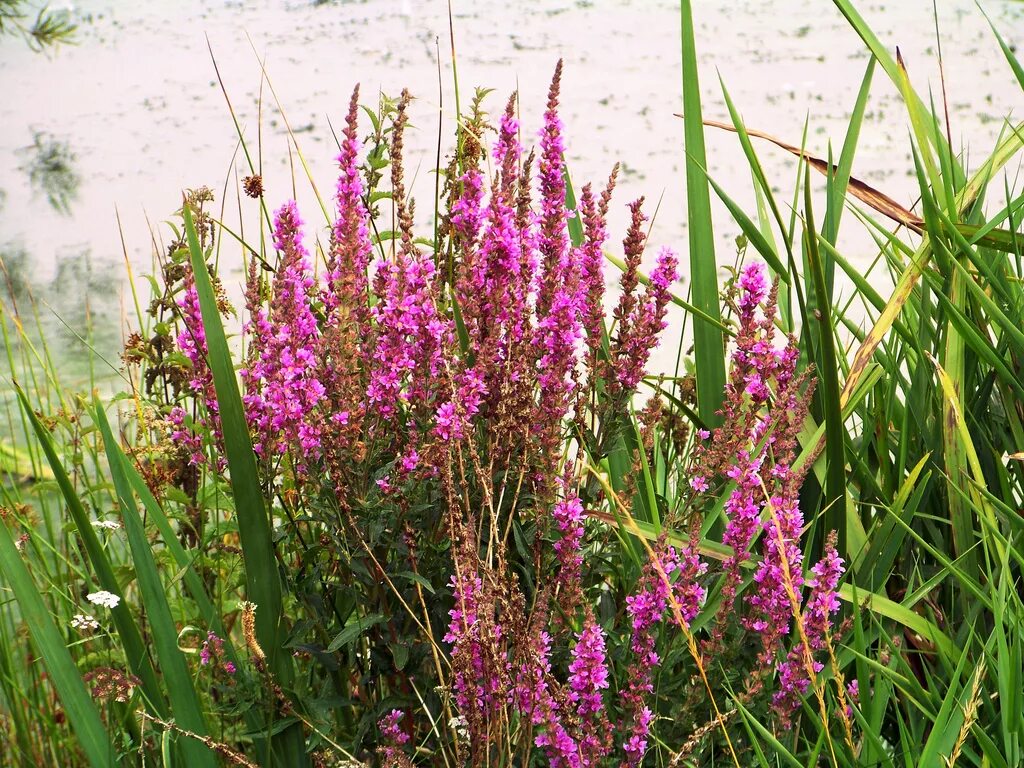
[325, 86, 373, 336]
[171, 270, 223, 468]
[444, 567, 505, 723]
[620, 539, 707, 764]
[165, 58, 849, 765]
[452, 167, 487, 333]
[551, 484, 586, 606]
[682, 262, 845, 716]
[578, 170, 618, 365]
[535, 59, 569, 321]
[242, 201, 325, 466]
[534, 274, 585, 472]
[515, 624, 583, 768]
[316, 87, 374, 485]
[689, 264, 817, 654]
[773, 541, 845, 717]
[378, 710, 413, 768]
[531, 66, 589, 480]
[611, 246, 679, 392]
[568, 618, 612, 763]
[366, 245, 417, 422]
[365, 93, 454, 485]
[176, 278, 211, 399]
[606, 199, 680, 398]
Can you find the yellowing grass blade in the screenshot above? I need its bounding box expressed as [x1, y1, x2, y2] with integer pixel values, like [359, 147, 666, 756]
[928, 352, 1004, 566]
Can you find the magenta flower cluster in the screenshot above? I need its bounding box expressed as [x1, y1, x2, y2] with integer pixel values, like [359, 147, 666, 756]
[368, 242, 451, 424]
[379, 709, 409, 745]
[242, 201, 326, 464]
[325, 87, 373, 331]
[568, 621, 609, 716]
[444, 570, 503, 718]
[620, 543, 708, 763]
[223, 70, 675, 505]
[612, 246, 679, 392]
[551, 489, 585, 593]
[773, 543, 844, 714]
[378, 709, 410, 766]
[687, 262, 845, 722]
[168, 62, 848, 763]
[199, 630, 235, 676]
[170, 276, 221, 467]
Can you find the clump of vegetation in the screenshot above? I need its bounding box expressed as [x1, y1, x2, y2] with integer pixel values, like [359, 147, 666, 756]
[0, 0, 75, 51]
[2, 1, 1024, 766]
[19, 131, 80, 215]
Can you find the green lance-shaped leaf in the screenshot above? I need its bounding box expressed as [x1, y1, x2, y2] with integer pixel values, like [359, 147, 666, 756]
[16, 385, 168, 717]
[182, 205, 307, 765]
[804, 168, 849, 556]
[679, 0, 726, 427]
[107, 412, 268, 753]
[0, 520, 115, 768]
[93, 399, 218, 768]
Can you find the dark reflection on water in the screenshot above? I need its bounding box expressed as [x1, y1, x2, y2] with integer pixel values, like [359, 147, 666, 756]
[18, 131, 80, 217]
[0, 243, 121, 385]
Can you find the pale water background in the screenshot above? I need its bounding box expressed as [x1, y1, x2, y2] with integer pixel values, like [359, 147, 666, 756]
[1, 0, 1022, 381]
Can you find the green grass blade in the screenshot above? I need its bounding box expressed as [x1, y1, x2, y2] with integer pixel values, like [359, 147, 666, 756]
[716, 80, 798, 265]
[119, 445, 260, 680]
[93, 400, 218, 768]
[823, 58, 875, 249]
[15, 385, 168, 717]
[918, 649, 975, 767]
[837, 584, 958, 661]
[705, 170, 787, 279]
[182, 205, 306, 764]
[982, 6, 1024, 92]
[804, 168, 849, 555]
[0, 623, 36, 766]
[0, 516, 115, 767]
[679, 0, 725, 426]
[733, 697, 805, 768]
[831, 0, 958, 178]
[859, 455, 930, 584]
[929, 352, 1003, 563]
[113, 427, 268, 749]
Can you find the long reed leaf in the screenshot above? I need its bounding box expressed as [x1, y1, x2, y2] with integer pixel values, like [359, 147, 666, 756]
[0, 520, 115, 767]
[93, 400, 218, 768]
[182, 205, 306, 765]
[679, 0, 725, 426]
[804, 168, 849, 555]
[15, 385, 168, 716]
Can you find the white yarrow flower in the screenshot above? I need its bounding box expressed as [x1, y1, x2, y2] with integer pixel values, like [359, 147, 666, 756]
[91, 520, 121, 531]
[71, 613, 100, 631]
[449, 714, 469, 743]
[86, 590, 120, 609]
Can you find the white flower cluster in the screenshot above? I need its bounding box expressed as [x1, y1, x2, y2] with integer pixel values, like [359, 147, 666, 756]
[91, 520, 121, 531]
[449, 714, 469, 743]
[86, 590, 120, 609]
[71, 613, 100, 631]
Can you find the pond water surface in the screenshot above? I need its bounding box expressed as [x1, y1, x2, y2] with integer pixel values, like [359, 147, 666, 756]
[1, 0, 1021, 381]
